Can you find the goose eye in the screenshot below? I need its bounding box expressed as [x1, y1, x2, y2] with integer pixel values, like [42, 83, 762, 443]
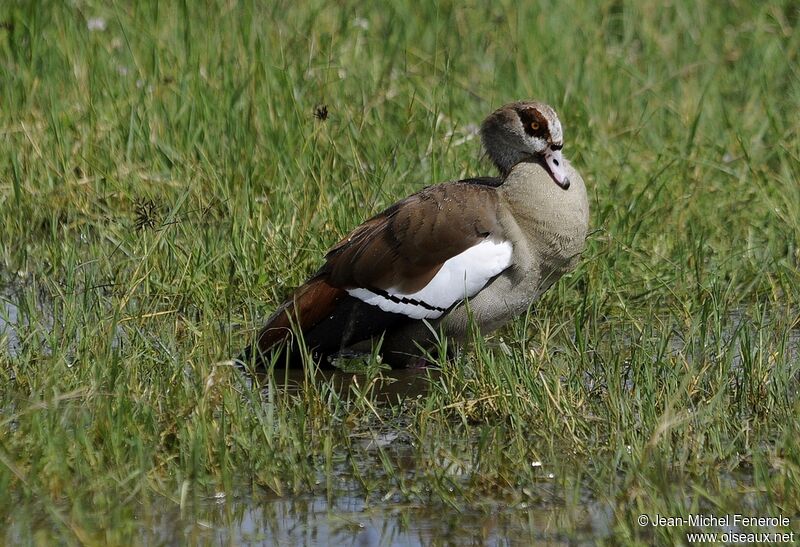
[530, 122, 540, 131]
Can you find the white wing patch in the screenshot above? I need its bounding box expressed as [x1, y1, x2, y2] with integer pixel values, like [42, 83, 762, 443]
[348, 239, 513, 319]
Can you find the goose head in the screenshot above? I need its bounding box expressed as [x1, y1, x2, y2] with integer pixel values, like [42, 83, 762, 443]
[480, 101, 570, 189]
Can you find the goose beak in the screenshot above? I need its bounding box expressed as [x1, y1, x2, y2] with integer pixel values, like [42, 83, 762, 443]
[544, 146, 570, 190]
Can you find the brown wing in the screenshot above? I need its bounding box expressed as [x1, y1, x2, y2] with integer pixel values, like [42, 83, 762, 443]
[323, 181, 503, 293]
[244, 181, 505, 365]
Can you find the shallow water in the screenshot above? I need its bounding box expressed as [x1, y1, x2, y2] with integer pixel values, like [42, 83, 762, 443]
[0, 292, 20, 356]
[3, 362, 608, 545]
[132, 368, 610, 545]
[135, 490, 606, 546]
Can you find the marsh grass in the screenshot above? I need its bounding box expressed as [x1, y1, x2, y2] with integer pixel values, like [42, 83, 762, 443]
[1, 0, 799, 544]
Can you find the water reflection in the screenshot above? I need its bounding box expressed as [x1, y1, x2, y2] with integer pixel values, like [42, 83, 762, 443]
[0, 293, 20, 356]
[139, 488, 601, 546]
[253, 367, 440, 404]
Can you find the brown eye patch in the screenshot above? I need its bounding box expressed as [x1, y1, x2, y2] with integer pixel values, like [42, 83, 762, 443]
[517, 107, 549, 139]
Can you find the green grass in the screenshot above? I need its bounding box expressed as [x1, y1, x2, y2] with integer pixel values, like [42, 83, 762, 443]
[1, 0, 799, 544]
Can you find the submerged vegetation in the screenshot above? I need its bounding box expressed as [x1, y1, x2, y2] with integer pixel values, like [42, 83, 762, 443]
[1, 0, 798, 544]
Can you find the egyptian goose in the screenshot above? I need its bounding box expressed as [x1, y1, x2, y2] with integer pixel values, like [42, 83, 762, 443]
[241, 101, 589, 368]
